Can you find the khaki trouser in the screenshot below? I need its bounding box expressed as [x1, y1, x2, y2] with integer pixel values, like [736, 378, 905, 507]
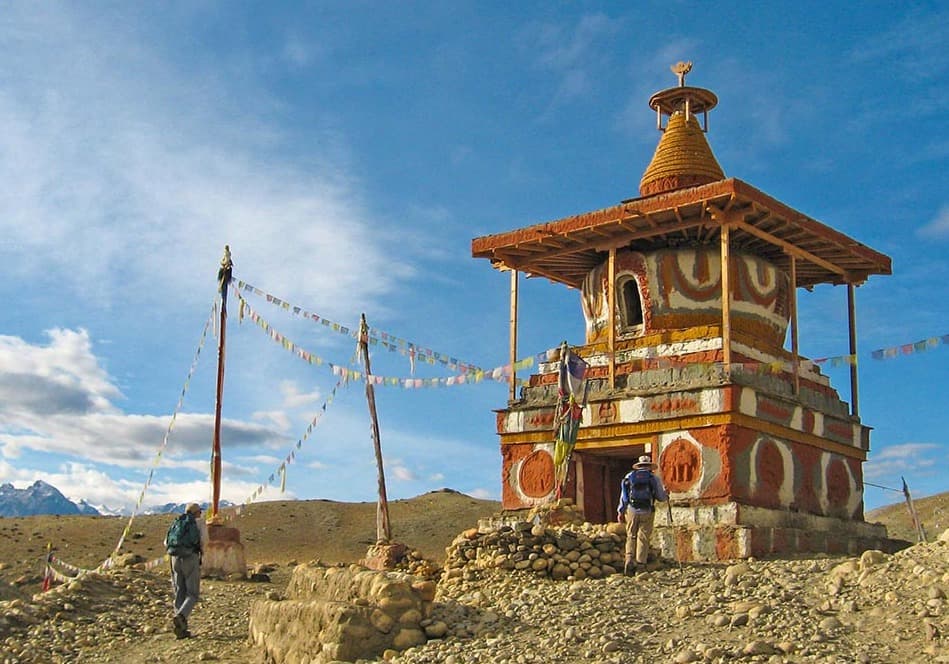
[171, 553, 201, 620]
[624, 507, 655, 565]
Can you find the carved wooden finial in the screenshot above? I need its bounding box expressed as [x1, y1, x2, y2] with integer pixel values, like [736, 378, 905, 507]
[671, 61, 693, 87]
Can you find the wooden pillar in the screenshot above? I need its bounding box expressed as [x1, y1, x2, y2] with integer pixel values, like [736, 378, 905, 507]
[847, 283, 859, 416]
[608, 247, 616, 388]
[720, 225, 732, 367]
[210, 245, 231, 519]
[789, 256, 800, 395]
[359, 314, 391, 543]
[509, 268, 518, 402]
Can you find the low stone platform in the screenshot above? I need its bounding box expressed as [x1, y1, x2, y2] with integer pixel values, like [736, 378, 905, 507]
[475, 499, 909, 564]
[653, 502, 911, 560]
[203, 523, 246, 579]
[249, 563, 436, 664]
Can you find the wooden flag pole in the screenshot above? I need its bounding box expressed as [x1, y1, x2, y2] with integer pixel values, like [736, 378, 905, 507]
[360, 313, 392, 543]
[902, 476, 927, 543]
[210, 245, 232, 520]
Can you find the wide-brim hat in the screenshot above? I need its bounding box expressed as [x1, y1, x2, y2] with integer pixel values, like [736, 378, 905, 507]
[633, 455, 655, 469]
[186, 502, 202, 515]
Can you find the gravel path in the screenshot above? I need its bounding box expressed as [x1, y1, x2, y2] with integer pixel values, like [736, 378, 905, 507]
[1, 538, 946, 663]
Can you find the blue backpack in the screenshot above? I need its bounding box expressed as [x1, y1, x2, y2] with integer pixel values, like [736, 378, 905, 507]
[165, 514, 201, 556]
[624, 469, 656, 511]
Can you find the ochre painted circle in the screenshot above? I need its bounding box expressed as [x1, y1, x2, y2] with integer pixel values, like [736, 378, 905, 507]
[519, 450, 555, 498]
[660, 438, 701, 492]
[755, 439, 785, 496]
[826, 458, 851, 507]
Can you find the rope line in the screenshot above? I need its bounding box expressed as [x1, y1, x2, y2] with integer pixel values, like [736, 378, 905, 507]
[862, 480, 903, 493]
[233, 286, 534, 386]
[233, 276, 486, 374]
[224, 376, 349, 516]
[48, 303, 217, 578]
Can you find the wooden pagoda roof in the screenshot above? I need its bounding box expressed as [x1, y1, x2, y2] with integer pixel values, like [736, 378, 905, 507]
[471, 178, 891, 290]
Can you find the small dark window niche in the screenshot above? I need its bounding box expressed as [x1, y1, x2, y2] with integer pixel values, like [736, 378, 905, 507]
[618, 276, 644, 332]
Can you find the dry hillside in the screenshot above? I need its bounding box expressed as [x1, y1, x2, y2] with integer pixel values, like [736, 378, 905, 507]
[866, 489, 949, 543]
[0, 488, 501, 597]
[0, 490, 946, 663]
[3, 488, 944, 598]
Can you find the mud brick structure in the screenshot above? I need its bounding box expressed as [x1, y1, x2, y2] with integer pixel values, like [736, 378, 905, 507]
[250, 563, 436, 664]
[472, 63, 903, 559]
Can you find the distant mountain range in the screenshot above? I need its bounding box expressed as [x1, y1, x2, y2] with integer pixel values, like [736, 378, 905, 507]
[0, 481, 99, 517]
[0, 481, 231, 517]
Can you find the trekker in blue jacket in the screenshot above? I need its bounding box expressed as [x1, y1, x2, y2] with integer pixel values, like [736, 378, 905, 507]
[617, 455, 669, 576]
[165, 502, 208, 638]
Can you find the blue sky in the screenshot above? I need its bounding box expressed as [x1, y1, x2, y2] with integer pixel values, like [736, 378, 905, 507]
[0, 2, 945, 515]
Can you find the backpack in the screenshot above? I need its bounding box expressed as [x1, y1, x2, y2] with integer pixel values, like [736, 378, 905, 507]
[624, 469, 655, 511]
[165, 514, 200, 556]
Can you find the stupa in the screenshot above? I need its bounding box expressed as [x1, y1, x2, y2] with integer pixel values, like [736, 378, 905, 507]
[471, 63, 902, 559]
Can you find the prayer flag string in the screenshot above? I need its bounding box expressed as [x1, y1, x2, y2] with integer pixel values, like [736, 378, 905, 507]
[48, 303, 217, 579]
[232, 276, 486, 374]
[232, 286, 534, 387]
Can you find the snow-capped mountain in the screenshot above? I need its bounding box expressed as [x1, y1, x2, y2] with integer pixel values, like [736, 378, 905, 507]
[143, 500, 235, 515]
[0, 481, 238, 517]
[0, 480, 100, 517]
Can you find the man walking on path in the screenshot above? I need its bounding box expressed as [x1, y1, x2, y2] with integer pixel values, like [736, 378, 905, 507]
[165, 502, 209, 638]
[617, 455, 669, 576]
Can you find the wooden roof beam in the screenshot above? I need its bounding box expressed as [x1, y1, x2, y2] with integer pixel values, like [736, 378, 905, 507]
[707, 205, 852, 280]
[736, 221, 850, 278]
[493, 252, 581, 286]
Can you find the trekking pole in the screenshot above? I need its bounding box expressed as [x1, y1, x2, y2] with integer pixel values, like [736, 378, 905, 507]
[666, 500, 681, 569]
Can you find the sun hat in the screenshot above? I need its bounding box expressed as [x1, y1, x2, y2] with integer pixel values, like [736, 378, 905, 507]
[186, 502, 202, 515]
[632, 455, 655, 469]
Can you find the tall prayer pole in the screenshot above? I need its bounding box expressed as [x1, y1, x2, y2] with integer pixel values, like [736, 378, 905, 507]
[509, 268, 518, 402]
[359, 313, 392, 542]
[210, 245, 232, 519]
[847, 284, 860, 417]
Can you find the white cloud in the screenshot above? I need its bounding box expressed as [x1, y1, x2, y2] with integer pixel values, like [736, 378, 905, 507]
[0, 329, 122, 417]
[278, 381, 323, 409]
[848, 9, 949, 82]
[240, 454, 282, 465]
[0, 5, 415, 318]
[392, 465, 417, 482]
[918, 205, 949, 239]
[0, 458, 263, 514]
[524, 13, 621, 109]
[252, 410, 292, 433]
[0, 330, 291, 512]
[864, 442, 941, 480]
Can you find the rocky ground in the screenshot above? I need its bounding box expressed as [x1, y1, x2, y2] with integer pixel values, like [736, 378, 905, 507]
[1, 532, 946, 664]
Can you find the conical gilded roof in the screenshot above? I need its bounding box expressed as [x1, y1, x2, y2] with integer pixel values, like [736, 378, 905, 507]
[639, 111, 725, 197]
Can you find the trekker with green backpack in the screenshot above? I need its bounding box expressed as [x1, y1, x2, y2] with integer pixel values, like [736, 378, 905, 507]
[165, 502, 207, 639]
[617, 455, 669, 576]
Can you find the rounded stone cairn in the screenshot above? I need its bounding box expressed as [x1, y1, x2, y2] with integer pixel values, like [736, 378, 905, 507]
[441, 499, 635, 583]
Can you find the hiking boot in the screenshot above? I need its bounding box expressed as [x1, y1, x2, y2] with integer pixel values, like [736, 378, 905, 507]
[635, 564, 647, 576]
[176, 629, 193, 640]
[623, 561, 635, 577]
[173, 614, 187, 638]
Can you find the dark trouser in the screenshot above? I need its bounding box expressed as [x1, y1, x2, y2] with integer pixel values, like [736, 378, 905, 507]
[171, 553, 200, 620]
[624, 507, 655, 565]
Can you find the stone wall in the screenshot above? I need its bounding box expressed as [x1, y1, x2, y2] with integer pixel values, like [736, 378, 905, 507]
[249, 563, 436, 664]
[445, 501, 633, 582]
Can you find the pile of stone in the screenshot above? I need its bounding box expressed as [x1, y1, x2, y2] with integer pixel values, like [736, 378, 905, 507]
[249, 562, 438, 664]
[361, 541, 442, 582]
[442, 499, 634, 584]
